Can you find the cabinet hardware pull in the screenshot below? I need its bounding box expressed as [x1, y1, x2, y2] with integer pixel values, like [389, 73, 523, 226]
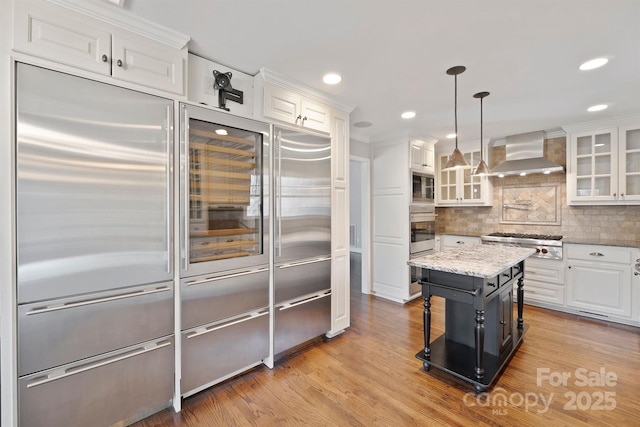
[26, 286, 170, 315]
[101, 54, 108, 63]
[502, 273, 510, 277]
[500, 320, 507, 325]
[487, 282, 496, 287]
[456, 241, 465, 244]
[295, 114, 302, 123]
[26, 340, 171, 388]
[186, 310, 268, 339]
[301, 116, 308, 125]
[635, 272, 639, 276]
[185, 267, 269, 286]
[589, 252, 605, 257]
[116, 59, 123, 67]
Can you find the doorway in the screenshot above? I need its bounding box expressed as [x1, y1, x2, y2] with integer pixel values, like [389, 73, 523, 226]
[349, 156, 371, 294]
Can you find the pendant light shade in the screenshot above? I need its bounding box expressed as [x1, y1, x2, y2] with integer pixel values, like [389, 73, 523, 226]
[471, 91, 492, 176]
[443, 66, 471, 170]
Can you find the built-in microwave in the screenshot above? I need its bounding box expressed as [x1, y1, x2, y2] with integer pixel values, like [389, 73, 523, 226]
[412, 172, 435, 204]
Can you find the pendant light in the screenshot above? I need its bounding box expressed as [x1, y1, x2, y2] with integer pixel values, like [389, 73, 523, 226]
[443, 66, 471, 170]
[471, 91, 492, 176]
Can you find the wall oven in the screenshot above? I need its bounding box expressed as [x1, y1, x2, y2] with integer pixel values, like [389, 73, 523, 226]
[412, 172, 435, 204]
[410, 206, 436, 255]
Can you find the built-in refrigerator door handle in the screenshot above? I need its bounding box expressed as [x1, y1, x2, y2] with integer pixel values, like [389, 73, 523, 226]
[184, 267, 269, 286]
[185, 310, 269, 339]
[165, 105, 172, 273]
[278, 291, 331, 311]
[277, 256, 331, 269]
[275, 131, 282, 258]
[25, 286, 171, 315]
[25, 339, 172, 388]
[181, 105, 190, 270]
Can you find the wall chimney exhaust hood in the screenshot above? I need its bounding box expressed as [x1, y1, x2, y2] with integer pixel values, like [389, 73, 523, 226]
[491, 131, 564, 176]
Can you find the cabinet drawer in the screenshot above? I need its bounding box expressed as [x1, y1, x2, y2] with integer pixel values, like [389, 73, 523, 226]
[182, 267, 269, 330]
[566, 244, 632, 264]
[275, 257, 331, 304]
[274, 291, 331, 355]
[19, 337, 173, 427]
[18, 282, 173, 376]
[181, 310, 269, 395]
[518, 280, 565, 305]
[524, 258, 564, 285]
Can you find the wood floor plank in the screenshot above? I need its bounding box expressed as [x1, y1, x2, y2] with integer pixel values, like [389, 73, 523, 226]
[133, 286, 640, 427]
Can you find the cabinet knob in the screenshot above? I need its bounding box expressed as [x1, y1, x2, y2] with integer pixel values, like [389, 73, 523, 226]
[500, 320, 507, 325]
[116, 59, 123, 67]
[613, 193, 617, 197]
[101, 54, 108, 63]
[635, 272, 639, 276]
[568, 265, 572, 269]
[301, 116, 308, 124]
[621, 193, 624, 197]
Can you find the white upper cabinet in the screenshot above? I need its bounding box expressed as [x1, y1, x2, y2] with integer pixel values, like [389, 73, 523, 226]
[261, 83, 331, 133]
[410, 139, 434, 174]
[564, 116, 640, 205]
[13, 0, 187, 95]
[435, 147, 492, 206]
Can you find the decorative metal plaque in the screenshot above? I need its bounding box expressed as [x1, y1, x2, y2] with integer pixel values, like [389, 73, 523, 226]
[500, 184, 560, 225]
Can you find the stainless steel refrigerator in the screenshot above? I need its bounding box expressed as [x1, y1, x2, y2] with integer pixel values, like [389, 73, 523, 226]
[15, 63, 174, 427]
[178, 103, 270, 396]
[273, 127, 332, 355]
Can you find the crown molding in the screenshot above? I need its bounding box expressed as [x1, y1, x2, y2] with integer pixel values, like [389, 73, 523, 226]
[561, 113, 640, 133]
[45, 0, 190, 49]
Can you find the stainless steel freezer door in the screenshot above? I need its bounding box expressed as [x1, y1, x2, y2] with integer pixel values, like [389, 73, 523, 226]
[274, 256, 331, 304]
[181, 309, 269, 395]
[181, 266, 269, 330]
[19, 337, 173, 427]
[18, 282, 173, 376]
[16, 63, 173, 303]
[274, 128, 331, 262]
[274, 291, 331, 355]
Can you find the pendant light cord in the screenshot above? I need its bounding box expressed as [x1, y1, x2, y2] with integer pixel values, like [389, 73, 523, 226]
[454, 73, 458, 149]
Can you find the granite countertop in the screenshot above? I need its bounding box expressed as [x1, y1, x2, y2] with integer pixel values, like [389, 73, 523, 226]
[562, 238, 640, 250]
[408, 245, 536, 278]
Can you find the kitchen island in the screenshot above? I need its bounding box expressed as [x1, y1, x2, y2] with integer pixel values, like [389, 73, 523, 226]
[409, 245, 535, 393]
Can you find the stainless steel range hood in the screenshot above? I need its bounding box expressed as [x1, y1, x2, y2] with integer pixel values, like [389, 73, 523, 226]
[491, 131, 564, 176]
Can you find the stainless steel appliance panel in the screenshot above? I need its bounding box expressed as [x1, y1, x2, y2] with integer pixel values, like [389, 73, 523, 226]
[180, 103, 270, 278]
[410, 212, 436, 254]
[19, 337, 173, 427]
[274, 291, 331, 355]
[181, 266, 269, 330]
[16, 63, 173, 303]
[181, 310, 269, 394]
[274, 128, 331, 262]
[274, 257, 331, 304]
[18, 282, 173, 376]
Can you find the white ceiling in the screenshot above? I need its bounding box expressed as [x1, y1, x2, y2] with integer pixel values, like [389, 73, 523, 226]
[125, 0, 640, 143]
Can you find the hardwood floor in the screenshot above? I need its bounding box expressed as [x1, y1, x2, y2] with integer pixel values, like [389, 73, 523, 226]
[134, 279, 640, 426]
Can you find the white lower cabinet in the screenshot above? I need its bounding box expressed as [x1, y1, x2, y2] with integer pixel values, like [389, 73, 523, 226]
[520, 257, 565, 306]
[566, 244, 633, 320]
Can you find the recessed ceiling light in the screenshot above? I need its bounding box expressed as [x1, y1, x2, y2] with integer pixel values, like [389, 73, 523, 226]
[446, 133, 456, 139]
[322, 73, 342, 85]
[401, 111, 416, 119]
[587, 104, 608, 112]
[579, 57, 609, 71]
[519, 172, 527, 176]
[215, 129, 228, 135]
[353, 121, 373, 128]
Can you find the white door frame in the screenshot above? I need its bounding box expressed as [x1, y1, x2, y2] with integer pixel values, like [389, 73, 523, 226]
[349, 155, 371, 294]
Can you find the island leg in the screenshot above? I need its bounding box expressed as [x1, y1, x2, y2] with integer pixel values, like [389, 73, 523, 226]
[423, 295, 431, 369]
[474, 309, 485, 379]
[517, 276, 524, 329]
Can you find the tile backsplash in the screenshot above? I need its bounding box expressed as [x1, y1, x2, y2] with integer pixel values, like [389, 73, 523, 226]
[435, 137, 640, 242]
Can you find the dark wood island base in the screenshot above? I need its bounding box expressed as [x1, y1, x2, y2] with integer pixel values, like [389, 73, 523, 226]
[408, 245, 535, 394]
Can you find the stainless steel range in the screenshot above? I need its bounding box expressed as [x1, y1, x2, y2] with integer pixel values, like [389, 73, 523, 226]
[481, 232, 563, 260]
